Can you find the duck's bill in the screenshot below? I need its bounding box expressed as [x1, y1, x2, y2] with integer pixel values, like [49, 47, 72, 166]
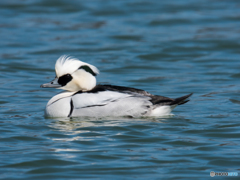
[40, 77, 62, 88]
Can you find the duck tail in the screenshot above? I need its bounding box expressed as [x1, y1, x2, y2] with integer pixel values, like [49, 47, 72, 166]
[170, 93, 193, 106]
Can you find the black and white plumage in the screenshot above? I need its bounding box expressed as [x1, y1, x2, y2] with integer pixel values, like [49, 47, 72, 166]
[41, 55, 192, 118]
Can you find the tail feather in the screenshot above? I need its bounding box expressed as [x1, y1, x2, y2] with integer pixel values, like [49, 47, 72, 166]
[170, 93, 193, 106]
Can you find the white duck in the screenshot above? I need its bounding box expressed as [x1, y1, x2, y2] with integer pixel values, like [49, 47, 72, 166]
[41, 55, 192, 118]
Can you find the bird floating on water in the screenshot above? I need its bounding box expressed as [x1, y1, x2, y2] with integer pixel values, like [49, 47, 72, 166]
[41, 55, 192, 118]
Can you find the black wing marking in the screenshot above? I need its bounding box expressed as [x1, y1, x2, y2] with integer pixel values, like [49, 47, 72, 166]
[86, 84, 152, 96]
[74, 84, 192, 106]
[149, 95, 174, 105]
[91, 85, 192, 106]
[170, 93, 193, 105]
[150, 93, 193, 106]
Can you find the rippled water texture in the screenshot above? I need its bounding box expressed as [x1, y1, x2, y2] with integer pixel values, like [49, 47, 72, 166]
[1, 0, 240, 179]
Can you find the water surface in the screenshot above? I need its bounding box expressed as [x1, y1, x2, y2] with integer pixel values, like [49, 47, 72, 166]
[1, 0, 240, 179]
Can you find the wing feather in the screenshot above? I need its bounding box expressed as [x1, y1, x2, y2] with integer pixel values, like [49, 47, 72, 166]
[71, 90, 151, 117]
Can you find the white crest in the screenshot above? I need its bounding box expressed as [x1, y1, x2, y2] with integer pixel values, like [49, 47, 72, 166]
[55, 55, 99, 77]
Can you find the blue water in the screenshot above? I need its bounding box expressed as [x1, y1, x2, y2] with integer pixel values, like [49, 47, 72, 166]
[1, 0, 240, 179]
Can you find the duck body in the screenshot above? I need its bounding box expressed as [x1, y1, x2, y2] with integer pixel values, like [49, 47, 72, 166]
[41, 55, 192, 118]
[45, 84, 192, 118]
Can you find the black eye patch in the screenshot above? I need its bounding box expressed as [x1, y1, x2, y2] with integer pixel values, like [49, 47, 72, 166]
[58, 74, 73, 86]
[79, 65, 96, 76]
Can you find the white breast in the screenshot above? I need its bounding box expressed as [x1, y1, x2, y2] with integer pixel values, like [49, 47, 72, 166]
[45, 91, 75, 117]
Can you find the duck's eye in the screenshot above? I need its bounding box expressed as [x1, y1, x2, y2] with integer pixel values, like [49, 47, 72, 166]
[58, 73, 73, 86]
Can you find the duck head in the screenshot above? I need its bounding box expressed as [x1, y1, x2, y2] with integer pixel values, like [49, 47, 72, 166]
[41, 55, 99, 92]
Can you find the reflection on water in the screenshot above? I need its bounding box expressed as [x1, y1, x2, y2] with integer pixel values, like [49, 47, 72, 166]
[49, 116, 167, 131]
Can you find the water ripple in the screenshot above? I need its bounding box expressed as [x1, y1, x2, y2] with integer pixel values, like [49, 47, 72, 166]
[1, 0, 240, 179]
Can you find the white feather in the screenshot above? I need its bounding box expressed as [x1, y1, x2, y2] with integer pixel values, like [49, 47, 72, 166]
[45, 91, 75, 117]
[71, 91, 152, 117]
[149, 105, 176, 116]
[54, 55, 99, 92]
[44, 90, 178, 117]
[55, 55, 99, 77]
[72, 91, 131, 108]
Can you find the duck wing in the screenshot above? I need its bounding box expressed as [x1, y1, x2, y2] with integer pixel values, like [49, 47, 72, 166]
[70, 85, 152, 117]
[87, 84, 152, 96]
[70, 85, 192, 117]
[90, 85, 192, 106]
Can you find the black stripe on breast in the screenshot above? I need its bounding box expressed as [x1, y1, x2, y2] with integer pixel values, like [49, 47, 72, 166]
[68, 99, 74, 117]
[47, 97, 69, 107]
